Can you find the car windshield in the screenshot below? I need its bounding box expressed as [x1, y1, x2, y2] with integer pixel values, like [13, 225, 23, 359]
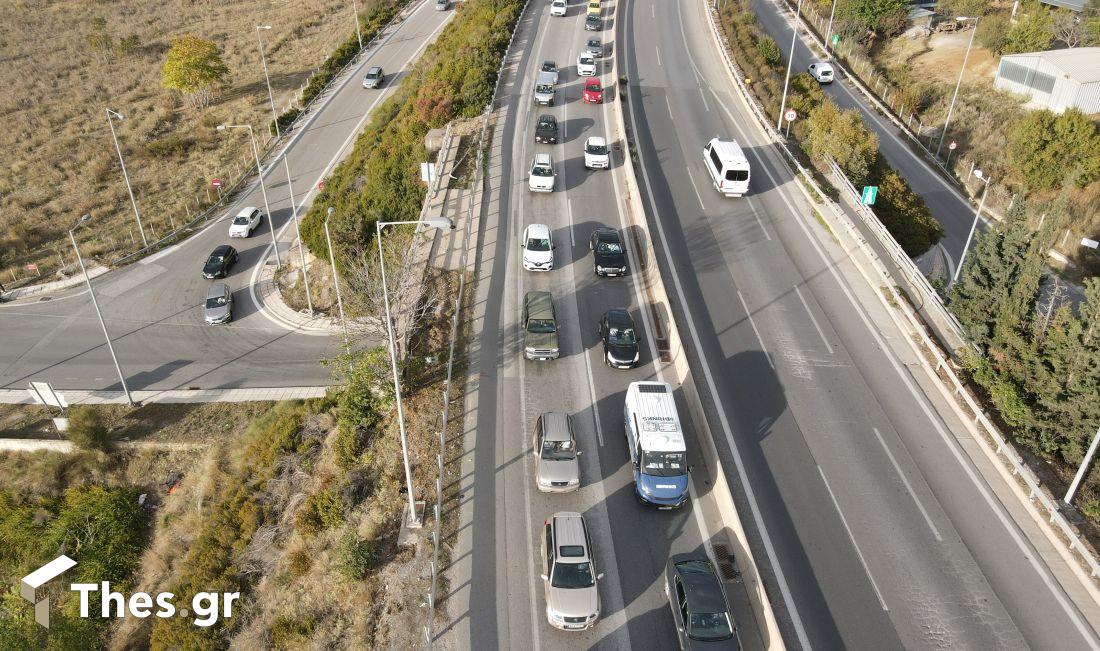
[367, 69, 381, 78]
[580, 57, 593, 65]
[640, 450, 685, 476]
[533, 165, 553, 177]
[207, 255, 224, 264]
[608, 327, 635, 344]
[542, 62, 556, 71]
[528, 319, 557, 333]
[233, 215, 250, 225]
[587, 81, 602, 90]
[527, 236, 551, 252]
[538, 119, 555, 130]
[586, 142, 608, 155]
[596, 240, 622, 254]
[551, 561, 594, 589]
[205, 295, 228, 308]
[688, 611, 735, 641]
[541, 438, 576, 461]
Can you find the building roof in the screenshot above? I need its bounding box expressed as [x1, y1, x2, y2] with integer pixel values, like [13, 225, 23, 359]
[1040, 0, 1085, 11]
[1002, 48, 1100, 84]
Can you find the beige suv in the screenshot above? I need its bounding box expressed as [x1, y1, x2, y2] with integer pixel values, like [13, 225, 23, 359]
[541, 512, 603, 630]
[533, 412, 580, 492]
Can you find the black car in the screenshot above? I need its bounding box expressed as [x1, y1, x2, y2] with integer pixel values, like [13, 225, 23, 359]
[598, 309, 639, 368]
[589, 227, 627, 276]
[585, 14, 601, 31]
[535, 114, 558, 144]
[664, 554, 739, 649]
[202, 244, 239, 279]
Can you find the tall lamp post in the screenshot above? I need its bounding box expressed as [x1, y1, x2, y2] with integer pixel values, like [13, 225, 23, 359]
[352, 0, 364, 50]
[216, 124, 280, 266]
[325, 207, 349, 348]
[105, 108, 148, 248]
[69, 214, 134, 406]
[283, 156, 313, 316]
[777, 0, 806, 132]
[951, 169, 990, 285]
[937, 16, 979, 158]
[824, 0, 839, 54]
[377, 217, 455, 527]
[1065, 426, 1100, 506]
[256, 25, 280, 138]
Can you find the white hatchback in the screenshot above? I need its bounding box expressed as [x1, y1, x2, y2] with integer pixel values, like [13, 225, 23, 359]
[522, 223, 554, 271]
[584, 136, 610, 169]
[808, 61, 835, 84]
[551, 0, 567, 16]
[228, 207, 263, 238]
[529, 153, 556, 192]
[577, 55, 597, 77]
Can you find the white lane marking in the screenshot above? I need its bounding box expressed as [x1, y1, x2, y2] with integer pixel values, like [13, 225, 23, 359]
[583, 345, 606, 447]
[655, 45, 662, 67]
[686, 167, 708, 211]
[872, 427, 943, 542]
[699, 87, 710, 112]
[566, 199, 576, 247]
[652, 4, 655, 18]
[665, 95, 674, 118]
[793, 285, 834, 355]
[708, 51, 1100, 646]
[247, 12, 453, 331]
[736, 290, 774, 369]
[627, 3, 812, 645]
[818, 465, 889, 611]
[746, 197, 773, 241]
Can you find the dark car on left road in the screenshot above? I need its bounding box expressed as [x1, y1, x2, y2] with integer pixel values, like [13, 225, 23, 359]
[535, 114, 559, 144]
[202, 244, 238, 279]
[664, 554, 739, 649]
[589, 227, 627, 276]
[598, 308, 639, 368]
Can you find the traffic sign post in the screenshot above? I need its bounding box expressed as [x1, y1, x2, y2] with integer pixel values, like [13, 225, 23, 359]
[25, 263, 39, 277]
[831, 34, 840, 45]
[211, 178, 223, 200]
[946, 140, 957, 167]
[861, 185, 878, 206]
[783, 109, 797, 138]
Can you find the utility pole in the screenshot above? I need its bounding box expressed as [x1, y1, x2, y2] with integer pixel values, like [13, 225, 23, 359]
[937, 16, 979, 158]
[106, 109, 148, 248]
[283, 155, 313, 316]
[1065, 426, 1100, 505]
[777, 0, 805, 132]
[217, 124, 281, 266]
[256, 25, 280, 138]
[325, 207, 349, 349]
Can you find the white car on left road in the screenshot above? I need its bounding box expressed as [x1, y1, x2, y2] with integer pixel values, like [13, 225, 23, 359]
[577, 55, 597, 77]
[522, 223, 555, 271]
[529, 153, 556, 193]
[228, 207, 263, 238]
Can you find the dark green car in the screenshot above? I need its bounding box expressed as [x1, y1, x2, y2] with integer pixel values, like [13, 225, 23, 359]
[523, 291, 559, 360]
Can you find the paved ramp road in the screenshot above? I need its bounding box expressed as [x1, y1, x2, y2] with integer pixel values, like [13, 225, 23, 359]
[0, 1, 452, 393]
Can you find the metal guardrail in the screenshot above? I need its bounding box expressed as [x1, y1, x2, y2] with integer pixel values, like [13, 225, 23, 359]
[423, 0, 530, 645]
[705, 0, 1100, 583]
[110, 0, 419, 267]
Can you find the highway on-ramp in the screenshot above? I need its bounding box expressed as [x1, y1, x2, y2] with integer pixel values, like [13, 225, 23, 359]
[0, 1, 452, 394]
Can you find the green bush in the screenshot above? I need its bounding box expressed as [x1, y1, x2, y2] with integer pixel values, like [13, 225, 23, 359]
[270, 614, 315, 649]
[1003, 3, 1055, 54]
[873, 167, 943, 255]
[287, 549, 312, 577]
[66, 405, 111, 451]
[977, 15, 1011, 55]
[336, 532, 376, 581]
[334, 350, 388, 469]
[804, 100, 879, 186]
[1006, 109, 1100, 191]
[295, 489, 344, 537]
[755, 35, 781, 66]
[145, 134, 194, 158]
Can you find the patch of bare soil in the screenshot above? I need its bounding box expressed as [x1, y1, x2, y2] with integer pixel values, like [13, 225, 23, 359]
[878, 29, 999, 88]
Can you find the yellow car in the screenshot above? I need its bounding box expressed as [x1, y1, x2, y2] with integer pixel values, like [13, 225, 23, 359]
[586, 1, 601, 16]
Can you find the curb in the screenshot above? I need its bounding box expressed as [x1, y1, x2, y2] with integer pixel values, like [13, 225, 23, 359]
[0, 265, 108, 302]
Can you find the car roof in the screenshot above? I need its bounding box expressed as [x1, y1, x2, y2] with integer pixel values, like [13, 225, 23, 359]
[606, 307, 633, 326]
[538, 114, 556, 123]
[534, 152, 552, 165]
[542, 59, 556, 67]
[585, 77, 601, 86]
[526, 223, 551, 238]
[551, 512, 589, 557]
[206, 283, 230, 299]
[540, 411, 572, 440]
[235, 206, 258, 217]
[211, 244, 234, 255]
[586, 136, 607, 147]
[812, 61, 833, 69]
[672, 556, 729, 613]
[588, 38, 601, 44]
[367, 66, 382, 74]
[593, 226, 619, 240]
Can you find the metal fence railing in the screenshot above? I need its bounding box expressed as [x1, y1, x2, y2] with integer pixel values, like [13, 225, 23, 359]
[705, 0, 1100, 583]
[422, 0, 532, 644]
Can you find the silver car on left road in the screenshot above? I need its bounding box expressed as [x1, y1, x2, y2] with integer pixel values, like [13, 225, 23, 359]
[533, 412, 580, 492]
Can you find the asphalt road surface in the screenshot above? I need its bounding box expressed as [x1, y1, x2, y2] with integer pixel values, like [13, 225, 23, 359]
[619, 0, 1099, 648]
[0, 1, 452, 393]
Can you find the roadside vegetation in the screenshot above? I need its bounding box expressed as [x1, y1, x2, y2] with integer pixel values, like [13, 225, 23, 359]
[0, 0, 387, 287]
[718, 0, 943, 255]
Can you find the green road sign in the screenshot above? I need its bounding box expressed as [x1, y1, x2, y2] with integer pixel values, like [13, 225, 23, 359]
[861, 185, 878, 205]
[831, 34, 840, 45]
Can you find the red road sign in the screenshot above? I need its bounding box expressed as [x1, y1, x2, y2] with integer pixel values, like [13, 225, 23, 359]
[785, 109, 797, 122]
[25, 263, 37, 271]
[211, 178, 223, 188]
[317, 180, 326, 190]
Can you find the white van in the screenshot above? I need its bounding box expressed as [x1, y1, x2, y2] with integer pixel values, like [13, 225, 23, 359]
[534, 70, 556, 106]
[702, 137, 750, 197]
[623, 381, 689, 509]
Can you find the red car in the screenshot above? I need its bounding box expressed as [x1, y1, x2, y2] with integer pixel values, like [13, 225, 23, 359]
[582, 78, 604, 104]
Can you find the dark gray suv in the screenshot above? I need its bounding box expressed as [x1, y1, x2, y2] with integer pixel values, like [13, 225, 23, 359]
[664, 554, 739, 649]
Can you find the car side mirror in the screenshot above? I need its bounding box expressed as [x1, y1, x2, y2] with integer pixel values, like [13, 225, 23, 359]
[597, 573, 605, 580]
[540, 574, 548, 581]
[688, 465, 695, 473]
[576, 450, 583, 455]
[632, 460, 639, 468]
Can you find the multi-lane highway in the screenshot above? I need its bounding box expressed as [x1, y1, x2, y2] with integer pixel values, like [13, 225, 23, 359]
[444, 0, 1100, 649]
[0, 1, 452, 393]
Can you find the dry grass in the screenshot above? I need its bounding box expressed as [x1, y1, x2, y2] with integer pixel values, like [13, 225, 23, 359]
[0, 401, 270, 442]
[0, 0, 383, 284]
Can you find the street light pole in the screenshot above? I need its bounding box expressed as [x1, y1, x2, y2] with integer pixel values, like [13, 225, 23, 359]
[376, 217, 454, 528]
[824, 0, 839, 54]
[105, 108, 148, 248]
[70, 215, 133, 406]
[217, 124, 280, 266]
[937, 16, 978, 158]
[283, 156, 313, 316]
[1065, 426, 1100, 505]
[325, 207, 349, 348]
[352, 0, 364, 50]
[256, 25, 280, 138]
[777, 0, 805, 132]
[951, 170, 990, 285]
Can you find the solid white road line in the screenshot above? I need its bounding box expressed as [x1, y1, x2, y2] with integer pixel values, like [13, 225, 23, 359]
[794, 284, 834, 355]
[655, 45, 662, 67]
[872, 427, 943, 542]
[818, 465, 890, 611]
[686, 167, 708, 211]
[736, 290, 774, 369]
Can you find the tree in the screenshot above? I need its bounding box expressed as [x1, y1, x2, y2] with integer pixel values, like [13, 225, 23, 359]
[161, 36, 230, 108]
[835, 0, 910, 39]
[936, 0, 993, 16]
[1006, 109, 1100, 190]
[1085, 0, 1100, 45]
[66, 405, 111, 451]
[803, 100, 879, 186]
[1053, 8, 1086, 47]
[874, 168, 943, 256]
[977, 15, 1012, 56]
[755, 35, 781, 66]
[1003, 3, 1056, 54]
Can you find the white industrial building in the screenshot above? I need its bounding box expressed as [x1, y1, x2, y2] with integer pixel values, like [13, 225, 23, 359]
[994, 47, 1100, 115]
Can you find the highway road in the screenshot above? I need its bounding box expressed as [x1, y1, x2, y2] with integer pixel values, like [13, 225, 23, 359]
[747, 0, 985, 276]
[0, 1, 452, 394]
[619, 0, 1099, 648]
